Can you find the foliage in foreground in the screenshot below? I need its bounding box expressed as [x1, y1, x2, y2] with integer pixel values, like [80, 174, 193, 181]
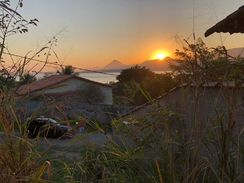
[41, 103, 243, 183]
[0, 91, 51, 182]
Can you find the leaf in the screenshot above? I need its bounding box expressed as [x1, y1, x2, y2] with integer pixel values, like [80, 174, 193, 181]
[0, 2, 22, 17]
[21, 28, 28, 33]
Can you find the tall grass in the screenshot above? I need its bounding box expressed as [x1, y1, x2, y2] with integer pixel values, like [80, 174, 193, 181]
[1, 91, 243, 182]
[1, 89, 243, 182]
[45, 86, 243, 183]
[0, 90, 51, 182]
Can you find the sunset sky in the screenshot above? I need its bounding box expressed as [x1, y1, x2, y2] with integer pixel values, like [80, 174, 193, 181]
[7, 0, 244, 70]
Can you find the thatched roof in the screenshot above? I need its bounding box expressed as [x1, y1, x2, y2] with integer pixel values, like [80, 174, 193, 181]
[205, 5, 244, 37]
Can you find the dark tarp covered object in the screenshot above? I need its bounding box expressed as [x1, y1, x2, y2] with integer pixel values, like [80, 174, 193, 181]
[205, 5, 244, 37]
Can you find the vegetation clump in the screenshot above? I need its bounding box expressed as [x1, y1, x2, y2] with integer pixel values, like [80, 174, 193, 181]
[114, 65, 177, 105]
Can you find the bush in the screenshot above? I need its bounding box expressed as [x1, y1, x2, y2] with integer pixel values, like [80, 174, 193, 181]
[114, 71, 177, 105]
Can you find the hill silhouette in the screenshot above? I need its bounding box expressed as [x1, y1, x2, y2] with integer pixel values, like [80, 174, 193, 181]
[102, 57, 174, 71]
[100, 47, 244, 72]
[227, 47, 244, 58]
[103, 60, 129, 71]
[140, 57, 174, 71]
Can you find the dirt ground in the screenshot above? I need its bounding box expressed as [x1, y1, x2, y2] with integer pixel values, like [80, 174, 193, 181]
[0, 132, 109, 160]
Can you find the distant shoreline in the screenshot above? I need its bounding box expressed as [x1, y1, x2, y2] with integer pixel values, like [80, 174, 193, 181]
[37, 70, 171, 84]
[94, 69, 172, 73]
[40, 70, 172, 75]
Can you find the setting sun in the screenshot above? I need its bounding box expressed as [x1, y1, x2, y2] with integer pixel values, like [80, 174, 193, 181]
[156, 53, 166, 60]
[151, 50, 170, 60]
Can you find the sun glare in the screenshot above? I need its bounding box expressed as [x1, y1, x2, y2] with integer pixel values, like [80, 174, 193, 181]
[152, 50, 169, 60]
[156, 53, 166, 60]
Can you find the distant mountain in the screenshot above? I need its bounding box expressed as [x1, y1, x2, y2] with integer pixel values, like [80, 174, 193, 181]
[103, 60, 129, 71]
[89, 66, 101, 71]
[140, 57, 175, 71]
[102, 57, 176, 71]
[227, 48, 244, 58]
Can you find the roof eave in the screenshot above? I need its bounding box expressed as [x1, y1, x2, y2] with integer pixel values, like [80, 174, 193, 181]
[205, 5, 244, 37]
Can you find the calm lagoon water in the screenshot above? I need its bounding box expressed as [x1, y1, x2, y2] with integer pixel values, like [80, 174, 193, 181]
[37, 72, 119, 84]
[78, 71, 168, 83]
[38, 71, 167, 84]
[78, 72, 119, 84]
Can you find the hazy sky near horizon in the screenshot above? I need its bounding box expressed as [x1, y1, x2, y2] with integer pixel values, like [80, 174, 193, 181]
[7, 0, 244, 69]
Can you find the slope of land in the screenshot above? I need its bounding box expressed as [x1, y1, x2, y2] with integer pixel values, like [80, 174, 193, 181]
[102, 57, 175, 71]
[103, 60, 129, 71]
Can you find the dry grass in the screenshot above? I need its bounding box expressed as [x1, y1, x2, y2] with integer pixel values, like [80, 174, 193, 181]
[1, 86, 243, 183]
[0, 90, 51, 183]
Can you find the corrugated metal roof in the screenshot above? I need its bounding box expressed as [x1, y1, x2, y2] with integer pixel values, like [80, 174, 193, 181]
[122, 81, 244, 117]
[16, 74, 111, 96]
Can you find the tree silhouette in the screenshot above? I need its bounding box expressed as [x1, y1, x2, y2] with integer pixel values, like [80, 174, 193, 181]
[172, 38, 244, 84]
[117, 65, 154, 83]
[114, 65, 176, 105]
[19, 73, 36, 85]
[60, 65, 75, 75]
